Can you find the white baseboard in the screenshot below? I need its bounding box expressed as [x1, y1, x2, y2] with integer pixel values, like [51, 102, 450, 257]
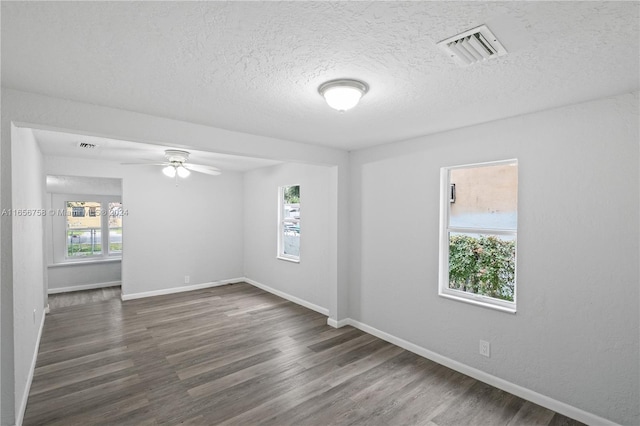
[339, 318, 616, 426]
[16, 311, 46, 426]
[48, 280, 121, 294]
[120, 278, 242, 301]
[326, 317, 350, 328]
[243, 277, 329, 317]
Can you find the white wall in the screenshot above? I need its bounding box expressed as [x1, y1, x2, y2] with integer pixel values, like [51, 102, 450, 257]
[45, 156, 245, 298]
[244, 163, 332, 313]
[349, 92, 639, 425]
[47, 262, 121, 293]
[122, 162, 244, 296]
[10, 126, 47, 424]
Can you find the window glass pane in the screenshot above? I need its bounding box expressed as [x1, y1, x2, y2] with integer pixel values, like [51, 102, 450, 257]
[448, 232, 516, 302]
[66, 201, 102, 257]
[109, 202, 123, 254]
[282, 185, 300, 258]
[449, 164, 517, 230]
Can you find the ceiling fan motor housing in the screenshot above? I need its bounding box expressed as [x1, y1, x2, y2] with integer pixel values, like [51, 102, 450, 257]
[165, 150, 190, 164]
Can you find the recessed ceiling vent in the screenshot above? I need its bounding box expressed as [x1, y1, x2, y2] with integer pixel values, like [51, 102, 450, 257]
[77, 142, 99, 149]
[437, 24, 507, 67]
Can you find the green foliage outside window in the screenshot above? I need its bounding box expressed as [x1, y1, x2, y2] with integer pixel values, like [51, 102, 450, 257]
[449, 234, 515, 302]
[284, 185, 300, 204]
[67, 230, 102, 256]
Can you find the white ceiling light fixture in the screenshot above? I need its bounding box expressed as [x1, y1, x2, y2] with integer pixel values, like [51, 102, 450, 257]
[318, 79, 369, 112]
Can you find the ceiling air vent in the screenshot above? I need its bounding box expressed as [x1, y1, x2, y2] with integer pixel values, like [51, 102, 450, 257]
[77, 142, 99, 149]
[437, 25, 507, 67]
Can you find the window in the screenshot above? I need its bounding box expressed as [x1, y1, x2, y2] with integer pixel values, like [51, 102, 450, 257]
[439, 160, 518, 313]
[66, 200, 123, 259]
[108, 202, 123, 254]
[278, 185, 300, 261]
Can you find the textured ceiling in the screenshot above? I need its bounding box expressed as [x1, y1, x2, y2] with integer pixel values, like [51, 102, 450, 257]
[2, 2, 639, 151]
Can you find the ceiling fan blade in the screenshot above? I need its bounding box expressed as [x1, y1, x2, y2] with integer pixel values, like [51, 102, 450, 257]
[184, 163, 222, 176]
[120, 162, 168, 166]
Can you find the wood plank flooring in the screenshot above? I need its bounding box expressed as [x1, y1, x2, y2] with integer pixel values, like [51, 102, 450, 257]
[47, 286, 121, 310]
[25, 282, 584, 425]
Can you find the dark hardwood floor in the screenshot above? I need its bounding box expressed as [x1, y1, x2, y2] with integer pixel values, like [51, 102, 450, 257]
[25, 282, 584, 425]
[47, 286, 121, 310]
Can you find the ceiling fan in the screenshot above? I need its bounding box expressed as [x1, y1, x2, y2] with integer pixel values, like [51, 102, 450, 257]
[123, 149, 221, 181]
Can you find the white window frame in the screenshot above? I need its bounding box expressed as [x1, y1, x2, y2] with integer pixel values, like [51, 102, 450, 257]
[438, 159, 518, 313]
[277, 184, 300, 263]
[57, 196, 123, 263]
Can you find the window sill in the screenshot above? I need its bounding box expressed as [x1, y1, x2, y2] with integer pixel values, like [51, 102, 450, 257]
[48, 257, 122, 268]
[277, 255, 300, 264]
[439, 292, 516, 314]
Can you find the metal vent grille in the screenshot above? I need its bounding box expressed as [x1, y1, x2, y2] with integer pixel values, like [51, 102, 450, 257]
[77, 142, 98, 149]
[437, 25, 507, 67]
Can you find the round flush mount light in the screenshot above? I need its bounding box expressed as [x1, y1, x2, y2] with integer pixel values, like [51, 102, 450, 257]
[318, 79, 369, 112]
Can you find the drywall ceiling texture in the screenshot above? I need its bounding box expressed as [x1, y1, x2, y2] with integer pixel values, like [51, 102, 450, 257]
[2, 2, 638, 150]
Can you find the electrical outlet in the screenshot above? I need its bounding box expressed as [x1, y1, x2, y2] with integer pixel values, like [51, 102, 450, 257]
[479, 340, 490, 357]
[184, 275, 190, 284]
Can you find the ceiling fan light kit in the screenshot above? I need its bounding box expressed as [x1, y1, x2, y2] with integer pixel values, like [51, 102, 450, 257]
[176, 166, 190, 178]
[162, 164, 190, 178]
[122, 149, 221, 186]
[162, 165, 177, 178]
[318, 79, 368, 112]
[162, 150, 193, 181]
